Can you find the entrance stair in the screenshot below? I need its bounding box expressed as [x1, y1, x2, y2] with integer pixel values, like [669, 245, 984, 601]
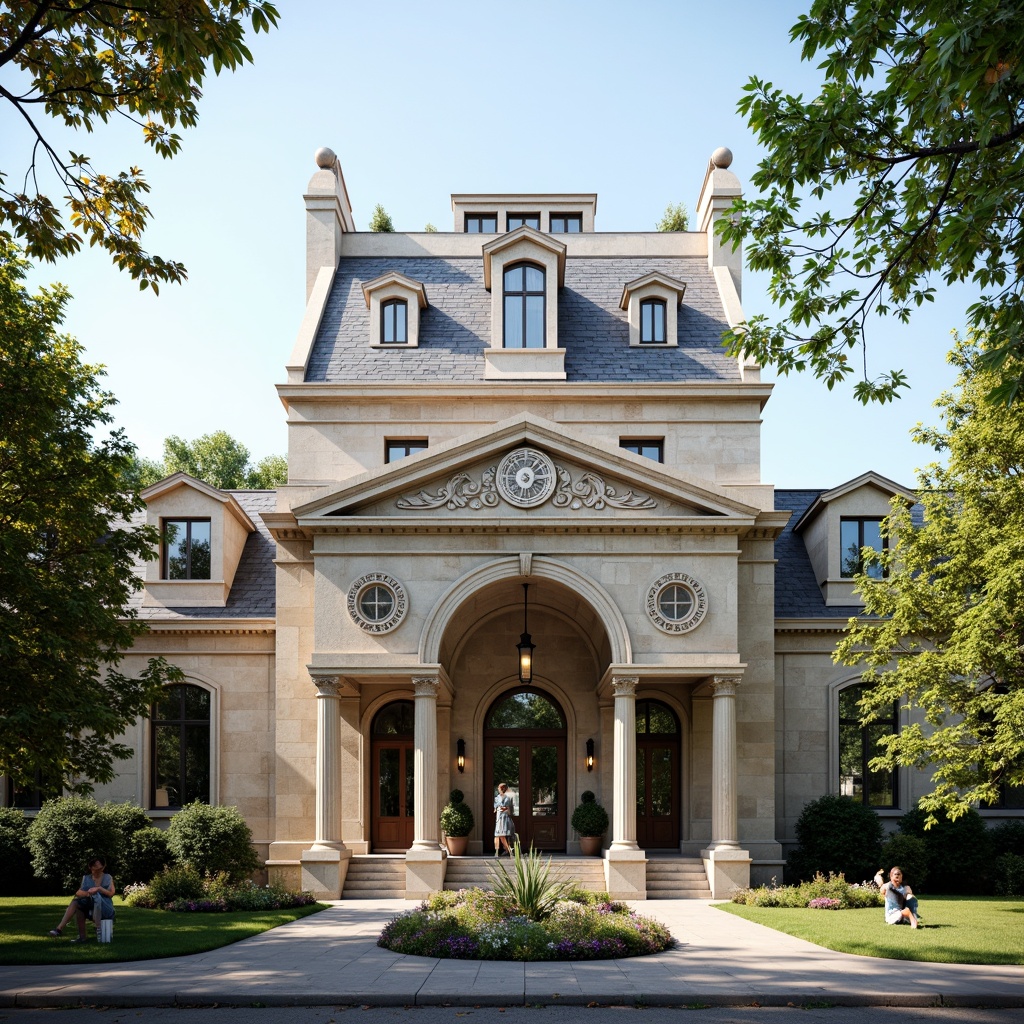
[444, 855, 606, 893]
[342, 854, 406, 899]
[645, 855, 712, 898]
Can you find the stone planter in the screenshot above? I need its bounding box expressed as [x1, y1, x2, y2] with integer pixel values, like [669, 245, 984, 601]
[578, 835, 603, 856]
[444, 835, 469, 856]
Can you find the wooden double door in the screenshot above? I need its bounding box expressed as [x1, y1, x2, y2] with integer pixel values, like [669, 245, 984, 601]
[635, 699, 681, 849]
[484, 736, 566, 851]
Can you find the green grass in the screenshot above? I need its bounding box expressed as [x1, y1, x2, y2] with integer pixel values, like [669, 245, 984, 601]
[715, 896, 1024, 965]
[0, 896, 327, 965]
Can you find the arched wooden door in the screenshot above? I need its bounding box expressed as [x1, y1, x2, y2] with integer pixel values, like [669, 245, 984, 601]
[484, 688, 566, 851]
[371, 700, 414, 851]
[635, 699, 681, 849]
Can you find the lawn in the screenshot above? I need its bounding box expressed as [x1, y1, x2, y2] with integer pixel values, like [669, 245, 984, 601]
[0, 896, 327, 966]
[715, 896, 1024, 965]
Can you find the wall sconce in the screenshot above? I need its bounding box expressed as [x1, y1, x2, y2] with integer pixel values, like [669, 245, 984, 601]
[586, 737, 595, 772]
[457, 738, 466, 774]
[516, 583, 535, 685]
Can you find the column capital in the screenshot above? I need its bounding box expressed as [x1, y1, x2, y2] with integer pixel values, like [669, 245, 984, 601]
[310, 673, 344, 698]
[611, 675, 639, 697]
[710, 674, 741, 697]
[412, 675, 440, 698]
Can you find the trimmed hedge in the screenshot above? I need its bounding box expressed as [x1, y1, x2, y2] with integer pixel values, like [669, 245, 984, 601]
[787, 794, 884, 883]
[898, 807, 990, 894]
[166, 802, 259, 880]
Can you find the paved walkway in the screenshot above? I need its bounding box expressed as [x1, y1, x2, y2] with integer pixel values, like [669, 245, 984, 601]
[1, 900, 1021, 1008]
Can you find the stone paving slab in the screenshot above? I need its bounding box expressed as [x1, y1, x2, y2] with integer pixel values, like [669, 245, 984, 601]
[0, 900, 1021, 1008]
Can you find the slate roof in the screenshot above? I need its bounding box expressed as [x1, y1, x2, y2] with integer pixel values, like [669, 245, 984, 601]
[126, 490, 276, 621]
[305, 256, 741, 384]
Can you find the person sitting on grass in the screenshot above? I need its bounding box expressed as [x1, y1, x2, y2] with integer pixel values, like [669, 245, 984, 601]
[874, 865, 921, 928]
[48, 855, 115, 944]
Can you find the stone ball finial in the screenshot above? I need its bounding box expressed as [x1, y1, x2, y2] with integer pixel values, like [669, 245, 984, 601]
[315, 146, 337, 169]
[711, 146, 733, 169]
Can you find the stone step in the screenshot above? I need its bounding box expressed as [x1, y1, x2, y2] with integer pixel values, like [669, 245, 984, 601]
[643, 858, 711, 898]
[342, 855, 406, 899]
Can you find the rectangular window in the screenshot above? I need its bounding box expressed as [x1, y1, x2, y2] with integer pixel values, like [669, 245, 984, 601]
[465, 214, 497, 233]
[840, 517, 885, 578]
[550, 214, 582, 233]
[6, 770, 58, 809]
[838, 684, 897, 808]
[640, 299, 667, 344]
[985, 784, 1024, 810]
[162, 519, 211, 580]
[381, 299, 408, 344]
[385, 440, 428, 463]
[620, 439, 664, 463]
[507, 214, 540, 231]
[151, 684, 211, 808]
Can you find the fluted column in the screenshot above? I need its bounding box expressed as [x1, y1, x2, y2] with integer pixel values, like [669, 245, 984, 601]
[610, 675, 639, 851]
[310, 674, 346, 851]
[412, 675, 441, 851]
[710, 674, 741, 849]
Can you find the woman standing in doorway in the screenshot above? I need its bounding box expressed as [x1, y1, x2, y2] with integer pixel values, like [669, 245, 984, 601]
[493, 782, 515, 857]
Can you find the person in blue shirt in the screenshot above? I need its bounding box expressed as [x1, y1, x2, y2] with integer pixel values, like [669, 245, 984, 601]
[874, 865, 921, 928]
[48, 856, 116, 943]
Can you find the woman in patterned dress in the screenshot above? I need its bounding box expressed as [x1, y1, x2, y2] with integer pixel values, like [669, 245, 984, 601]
[493, 782, 515, 857]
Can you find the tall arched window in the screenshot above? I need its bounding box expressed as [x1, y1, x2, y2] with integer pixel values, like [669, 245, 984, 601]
[151, 684, 211, 808]
[503, 263, 545, 349]
[381, 298, 408, 344]
[838, 683, 897, 807]
[640, 298, 667, 344]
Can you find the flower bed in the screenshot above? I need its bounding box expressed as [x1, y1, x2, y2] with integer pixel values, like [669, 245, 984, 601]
[730, 872, 883, 910]
[122, 869, 316, 912]
[378, 886, 674, 961]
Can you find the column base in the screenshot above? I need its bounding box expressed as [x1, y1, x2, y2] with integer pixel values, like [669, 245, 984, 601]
[405, 847, 446, 900]
[300, 846, 352, 900]
[603, 847, 647, 900]
[700, 846, 751, 900]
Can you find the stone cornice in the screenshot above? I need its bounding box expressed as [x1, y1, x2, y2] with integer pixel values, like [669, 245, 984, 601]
[299, 517, 757, 537]
[774, 617, 857, 634]
[132, 619, 275, 636]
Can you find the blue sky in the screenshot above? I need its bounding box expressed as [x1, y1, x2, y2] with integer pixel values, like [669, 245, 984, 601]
[10, 0, 969, 487]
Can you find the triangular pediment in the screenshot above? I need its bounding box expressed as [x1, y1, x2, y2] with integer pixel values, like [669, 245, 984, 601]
[292, 413, 759, 523]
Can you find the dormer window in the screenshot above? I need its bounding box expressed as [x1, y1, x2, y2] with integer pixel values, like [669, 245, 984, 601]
[550, 214, 582, 233]
[381, 298, 408, 344]
[465, 214, 497, 233]
[620, 272, 686, 348]
[507, 214, 540, 231]
[362, 272, 427, 348]
[840, 517, 885, 578]
[640, 299, 667, 344]
[503, 263, 545, 348]
[162, 519, 211, 580]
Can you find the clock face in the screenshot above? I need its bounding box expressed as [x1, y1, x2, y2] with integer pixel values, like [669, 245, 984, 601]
[496, 448, 556, 507]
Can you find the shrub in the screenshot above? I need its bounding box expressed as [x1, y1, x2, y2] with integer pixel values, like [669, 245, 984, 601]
[488, 843, 570, 920]
[27, 796, 120, 891]
[732, 873, 882, 910]
[898, 806, 990, 894]
[440, 789, 474, 837]
[120, 827, 174, 886]
[166, 802, 259, 880]
[787, 794, 884, 883]
[880, 832, 929, 890]
[993, 853, 1024, 897]
[0, 807, 39, 896]
[989, 820, 1024, 859]
[570, 791, 609, 838]
[144, 865, 205, 907]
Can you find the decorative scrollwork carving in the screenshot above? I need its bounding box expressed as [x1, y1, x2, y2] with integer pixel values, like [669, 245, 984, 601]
[552, 469, 657, 510]
[395, 471, 499, 511]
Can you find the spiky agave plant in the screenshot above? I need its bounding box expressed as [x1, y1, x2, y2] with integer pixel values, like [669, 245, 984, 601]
[487, 841, 571, 921]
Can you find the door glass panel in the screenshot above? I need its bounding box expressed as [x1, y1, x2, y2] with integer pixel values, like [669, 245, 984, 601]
[531, 745, 557, 817]
[405, 749, 414, 817]
[651, 747, 672, 816]
[379, 748, 400, 816]
[648, 705, 677, 734]
[636, 747, 646, 816]
[492, 744, 521, 815]
[487, 691, 564, 729]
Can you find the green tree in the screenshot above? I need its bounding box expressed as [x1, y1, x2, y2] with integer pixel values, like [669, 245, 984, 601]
[0, 236, 181, 793]
[246, 453, 287, 488]
[129, 432, 287, 489]
[835, 334, 1024, 822]
[0, 1, 279, 292]
[369, 204, 395, 232]
[424, 222, 438, 233]
[719, 1, 1024, 404]
[656, 202, 689, 231]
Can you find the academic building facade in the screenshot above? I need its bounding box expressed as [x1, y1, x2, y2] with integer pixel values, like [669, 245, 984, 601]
[17, 149, 1019, 899]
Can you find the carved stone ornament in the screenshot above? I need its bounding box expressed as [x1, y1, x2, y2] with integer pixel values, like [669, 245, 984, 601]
[395, 449, 657, 512]
[646, 572, 709, 634]
[412, 676, 440, 697]
[347, 572, 408, 633]
[310, 674, 344, 698]
[611, 675, 639, 697]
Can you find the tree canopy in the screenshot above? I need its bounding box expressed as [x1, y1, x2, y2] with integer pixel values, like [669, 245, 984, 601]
[0, 235, 181, 794]
[129, 430, 286, 490]
[369, 204, 395, 232]
[719, 1, 1024, 404]
[656, 202, 689, 232]
[835, 334, 1024, 822]
[0, 1, 278, 291]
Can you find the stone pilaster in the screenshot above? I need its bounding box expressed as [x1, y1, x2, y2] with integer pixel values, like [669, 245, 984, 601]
[406, 675, 445, 899]
[605, 675, 645, 898]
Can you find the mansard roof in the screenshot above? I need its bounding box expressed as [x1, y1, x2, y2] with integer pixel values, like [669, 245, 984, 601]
[304, 254, 740, 384]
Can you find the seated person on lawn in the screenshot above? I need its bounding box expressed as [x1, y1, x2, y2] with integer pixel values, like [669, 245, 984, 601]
[874, 865, 921, 928]
[48, 855, 116, 943]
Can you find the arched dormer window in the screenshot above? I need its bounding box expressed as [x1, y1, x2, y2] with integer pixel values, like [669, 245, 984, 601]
[640, 298, 667, 344]
[381, 298, 408, 344]
[503, 262, 545, 349]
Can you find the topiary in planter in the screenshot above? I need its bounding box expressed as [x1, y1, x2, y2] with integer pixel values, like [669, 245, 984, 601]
[571, 791, 609, 837]
[440, 789, 474, 837]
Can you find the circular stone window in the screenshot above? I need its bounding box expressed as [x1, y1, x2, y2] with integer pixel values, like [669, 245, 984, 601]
[646, 572, 708, 634]
[348, 573, 408, 633]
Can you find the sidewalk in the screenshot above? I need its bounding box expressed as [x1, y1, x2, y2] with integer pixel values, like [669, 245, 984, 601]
[1, 900, 1021, 1008]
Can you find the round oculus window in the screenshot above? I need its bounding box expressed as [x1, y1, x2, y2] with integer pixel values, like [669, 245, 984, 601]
[348, 573, 408, 633]
[646, 572, 708, 634]
[496, 447, 557, 508]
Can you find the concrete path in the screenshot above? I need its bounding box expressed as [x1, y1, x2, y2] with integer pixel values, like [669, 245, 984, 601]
[0, 900, 1021, 1008]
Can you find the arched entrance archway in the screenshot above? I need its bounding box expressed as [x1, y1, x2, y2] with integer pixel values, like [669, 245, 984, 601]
[484, 687, 567, 851]
[371, 700, 414, 851]
[635, 699, 681, 849]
